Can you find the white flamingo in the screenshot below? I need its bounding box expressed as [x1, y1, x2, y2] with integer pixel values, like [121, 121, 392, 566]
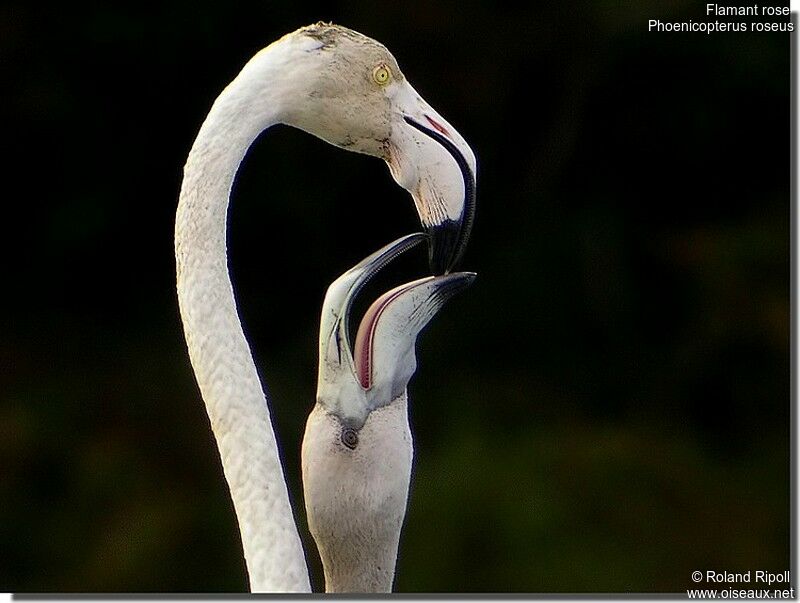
[175, 23, 475, 592]
[304, 233, 475, 592]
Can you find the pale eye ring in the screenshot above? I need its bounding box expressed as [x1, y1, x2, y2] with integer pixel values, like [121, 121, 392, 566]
[372, 64, 392, 86]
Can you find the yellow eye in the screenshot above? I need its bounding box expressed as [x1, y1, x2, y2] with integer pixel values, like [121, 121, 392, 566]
[373, 64, 392, 86]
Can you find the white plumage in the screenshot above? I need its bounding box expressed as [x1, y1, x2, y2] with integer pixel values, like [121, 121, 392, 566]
[176, 23, 475, 593]
[305, 234, 474, 592]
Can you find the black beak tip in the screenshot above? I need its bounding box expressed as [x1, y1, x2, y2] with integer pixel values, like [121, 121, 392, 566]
[403, 115, 476, 276]
[427, 220, 464, 275]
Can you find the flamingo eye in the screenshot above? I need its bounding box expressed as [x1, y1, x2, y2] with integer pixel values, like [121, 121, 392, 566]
[372, 64, 392, 86]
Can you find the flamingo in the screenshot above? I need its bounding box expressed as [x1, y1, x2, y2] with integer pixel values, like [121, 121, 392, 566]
[304, 233, 475, 592]
[175, 23, 476, 592]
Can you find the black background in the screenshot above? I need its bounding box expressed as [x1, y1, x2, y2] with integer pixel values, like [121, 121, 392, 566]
[0, 1, 791, 592]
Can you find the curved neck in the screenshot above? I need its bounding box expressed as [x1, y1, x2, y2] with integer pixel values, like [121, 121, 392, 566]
[175, 44, 310, 593]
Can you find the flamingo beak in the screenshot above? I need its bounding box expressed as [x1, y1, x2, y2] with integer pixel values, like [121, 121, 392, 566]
[319, 233, 427, 371]
[386, 84, 477, 275]
[401, 116, 476, 276]
[353, 270, 476, 392]
[317, 232, 475, 427]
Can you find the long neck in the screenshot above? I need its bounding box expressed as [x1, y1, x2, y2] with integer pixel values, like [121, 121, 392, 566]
[302, 393, 413, 593]
[175, 45, 310, 593]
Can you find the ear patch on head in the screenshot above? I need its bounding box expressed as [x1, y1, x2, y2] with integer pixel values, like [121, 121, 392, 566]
[341, 428, 359, 449]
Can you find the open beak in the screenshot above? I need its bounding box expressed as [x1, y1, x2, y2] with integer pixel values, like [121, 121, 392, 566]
[385, 83, 477, 275]
[353, 270, 476, 390]
[318, 232, 476, 424]
[319, 233, 427, 372]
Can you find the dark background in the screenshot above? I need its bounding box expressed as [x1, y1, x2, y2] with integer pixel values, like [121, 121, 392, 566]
[0, 0, 791, 593]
